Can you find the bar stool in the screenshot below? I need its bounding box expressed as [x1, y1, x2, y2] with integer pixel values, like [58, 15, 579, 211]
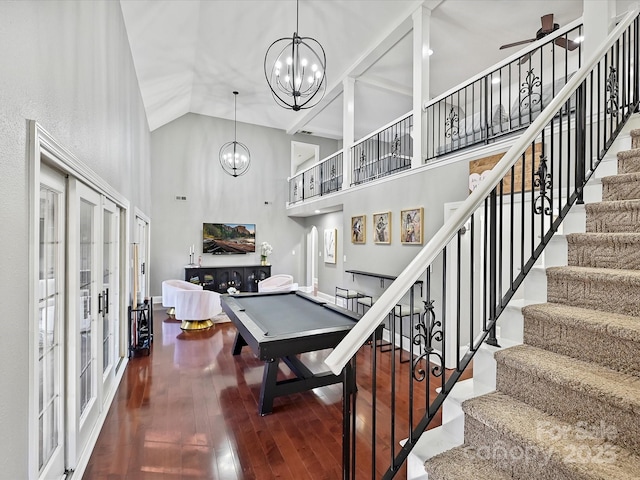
[335, 286, 362, 311]
[356, 294, 376, 315]
[393, 303, 422, 363]
[357, 295, 394, 351]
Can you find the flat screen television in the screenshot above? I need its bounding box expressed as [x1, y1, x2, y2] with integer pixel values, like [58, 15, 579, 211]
[203, 223, 255, 254]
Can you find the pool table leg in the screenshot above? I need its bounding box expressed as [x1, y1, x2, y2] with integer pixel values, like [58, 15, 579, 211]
[232, 331, 247, 356]
[259, 359, 279, 415]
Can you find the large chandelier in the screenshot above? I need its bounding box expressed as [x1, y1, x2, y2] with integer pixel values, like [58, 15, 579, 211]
[264, 0, 326, 111]
[219, 91, 251, 177]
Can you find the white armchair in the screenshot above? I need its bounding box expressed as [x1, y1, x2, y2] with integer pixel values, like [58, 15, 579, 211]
[257, 274, 298, 293]
[162, 279, 203, 318]
[174, 289, 222, 330]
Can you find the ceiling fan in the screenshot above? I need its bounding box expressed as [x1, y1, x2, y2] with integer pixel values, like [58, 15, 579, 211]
[500, 13, 580, 63]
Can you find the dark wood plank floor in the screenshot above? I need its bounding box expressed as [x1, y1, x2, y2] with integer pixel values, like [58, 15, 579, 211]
[83, 304, 471, 479]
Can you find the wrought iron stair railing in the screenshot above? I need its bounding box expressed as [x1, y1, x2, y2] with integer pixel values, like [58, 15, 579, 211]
[325, 9, 640, 479]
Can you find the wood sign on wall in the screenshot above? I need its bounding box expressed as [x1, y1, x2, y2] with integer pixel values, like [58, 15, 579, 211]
[468, 143, 542, 194]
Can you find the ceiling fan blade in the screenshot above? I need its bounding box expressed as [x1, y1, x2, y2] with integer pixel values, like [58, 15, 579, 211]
[500, 38, 536, 50]
[555, 37, 580, 51]
[541, 13, 554, 32]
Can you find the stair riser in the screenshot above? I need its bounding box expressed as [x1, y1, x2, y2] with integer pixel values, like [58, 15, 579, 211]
[586, 207, 640, 233]
[495, 363, 640, 453]
[523, 315, 640, 376]
[547, 274, 640, 317]
[567, 241, 640, 269]
[602, 179, 640, 201]
[463, 416, 584, 480]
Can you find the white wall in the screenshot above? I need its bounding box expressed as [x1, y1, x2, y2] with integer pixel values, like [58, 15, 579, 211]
[0, 1, 150, 477]
[149, 113, 340, 295]
[307, 160, 470, 300]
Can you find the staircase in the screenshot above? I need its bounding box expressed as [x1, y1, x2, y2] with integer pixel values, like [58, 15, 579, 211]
[423, 129, 640, 479]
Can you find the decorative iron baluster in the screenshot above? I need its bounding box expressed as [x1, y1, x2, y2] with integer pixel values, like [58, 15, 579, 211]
[444, 107, 459, 138]
[520, 69, 542, 111]
[293, 183, 298, 199]
[392, 134, 400, 158]
[533, 154, 552, 215]
[309, 174, 314, 192]
[330, 164, 336, 179]
[412, 299, 443, 381]
[606, 65, 619, 116]
[360, 149, 366, 167]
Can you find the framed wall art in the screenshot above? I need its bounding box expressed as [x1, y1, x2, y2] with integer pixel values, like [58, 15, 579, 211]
[324, 228, 337, 264]
[351, 215, 366, 244]
[400, 207, 423, 245]
[373, 211, 391, 244]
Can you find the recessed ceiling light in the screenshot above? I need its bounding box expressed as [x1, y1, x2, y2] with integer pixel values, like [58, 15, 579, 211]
[428, 48, 434, 56]
[575, 35, 585, 43]
[491, 77, 501, 84]
[314, 210, 321, 214]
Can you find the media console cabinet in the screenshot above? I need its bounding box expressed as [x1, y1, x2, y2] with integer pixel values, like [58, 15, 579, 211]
[185, 265, 271, 294]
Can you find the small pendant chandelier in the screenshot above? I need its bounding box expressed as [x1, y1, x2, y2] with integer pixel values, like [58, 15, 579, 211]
[264, 0, 326, 111]
[219, 91, 251, 177]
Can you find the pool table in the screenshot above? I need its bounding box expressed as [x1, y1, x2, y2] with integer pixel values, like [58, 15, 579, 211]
[220, 290, 362, 415]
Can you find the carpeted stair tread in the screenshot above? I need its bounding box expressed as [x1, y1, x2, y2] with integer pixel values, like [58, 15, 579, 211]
[602, 171, 640, 184]
[462, 392, 640, 480]
[617, 148, 640, 173]
[523, 303, 640, 376]
[494, 344, 640, 415]
[566, 232, 640, 269]
[522, 302, 640, 345]
[547, 265, 640, 285]
[585, 198, 640, 212]
[424, 446, 515, 480]
[602, 172, 640, 200]
[585, 199, 640, 233]
[567, 231, 640, 245]
[546, 265, 640, 316]
[617, 147, 640, 160]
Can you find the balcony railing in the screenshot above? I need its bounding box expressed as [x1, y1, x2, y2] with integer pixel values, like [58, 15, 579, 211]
[287, 21, 585, 206]
[350, 113, 413, 185]
[288, 150, 343, 204]
[424, 20, 583, 161]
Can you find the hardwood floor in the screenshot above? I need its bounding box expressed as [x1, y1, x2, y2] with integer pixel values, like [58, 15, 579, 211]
[83, 304, 471, 479]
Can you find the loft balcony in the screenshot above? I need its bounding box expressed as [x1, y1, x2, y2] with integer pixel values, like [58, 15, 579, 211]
[287, 19, 583, 214]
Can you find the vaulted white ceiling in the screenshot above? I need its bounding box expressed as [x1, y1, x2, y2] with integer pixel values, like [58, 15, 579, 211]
[120, 0, 633, 140]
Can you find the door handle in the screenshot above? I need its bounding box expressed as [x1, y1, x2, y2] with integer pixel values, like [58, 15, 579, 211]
[104, 288, 109, 315]
[98, 292, 103, 315]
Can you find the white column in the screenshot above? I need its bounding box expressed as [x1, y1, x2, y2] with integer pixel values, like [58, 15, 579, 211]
[412, 5, 431, 169]
[582, 0, 616, 59]
[342, 76, 355, 188]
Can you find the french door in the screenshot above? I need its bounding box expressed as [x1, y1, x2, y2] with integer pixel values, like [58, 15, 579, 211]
[100, 198, 120, 405]
[37, 164, 66, 479]
[32, 123, 129, 479]
[67, 179, 125, 468]
[68, 180, 101, 464]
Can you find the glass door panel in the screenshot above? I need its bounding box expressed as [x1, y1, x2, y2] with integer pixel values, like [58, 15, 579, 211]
[72, 180, 101, 464]
[100, 198, 119, 401]
[37, 165, 66, 478]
